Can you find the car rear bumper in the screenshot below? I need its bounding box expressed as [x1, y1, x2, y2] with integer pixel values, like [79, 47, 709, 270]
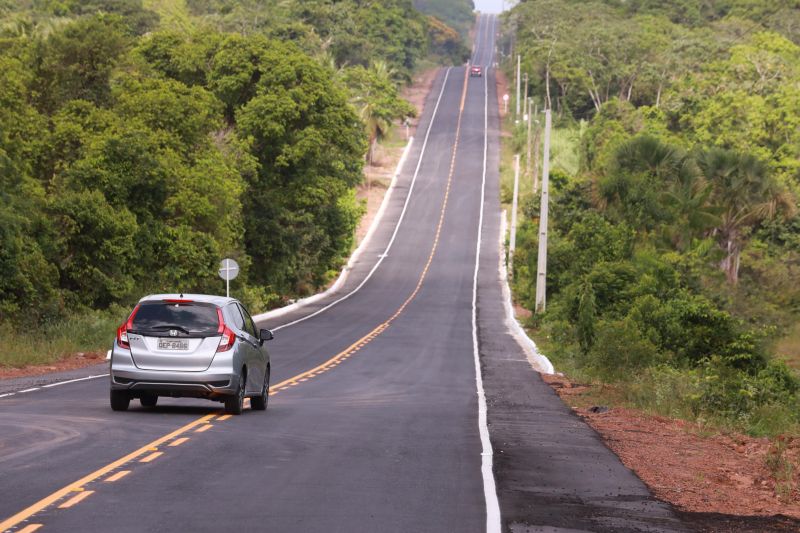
[110, 344, 238, 399]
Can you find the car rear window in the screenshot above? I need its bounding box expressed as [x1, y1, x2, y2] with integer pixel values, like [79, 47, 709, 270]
[131, 302, 220, 336]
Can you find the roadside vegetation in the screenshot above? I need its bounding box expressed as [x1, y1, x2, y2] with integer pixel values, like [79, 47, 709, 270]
[503, 0, 800, 438]
[0, 0, 473, 367]
[414, 0, 476, 46]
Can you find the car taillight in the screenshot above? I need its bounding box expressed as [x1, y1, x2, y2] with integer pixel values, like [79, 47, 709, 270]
[116, 304, 140, 350]
[216, 307, 236, 353]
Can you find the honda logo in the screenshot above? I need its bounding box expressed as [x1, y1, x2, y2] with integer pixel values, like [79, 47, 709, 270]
[169, 330, 178, 337]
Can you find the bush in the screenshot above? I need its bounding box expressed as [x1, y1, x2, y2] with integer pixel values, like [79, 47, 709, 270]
[698, 357, 800, 428]
[625, 365, 703, 420]
[587, 318, 660, 380]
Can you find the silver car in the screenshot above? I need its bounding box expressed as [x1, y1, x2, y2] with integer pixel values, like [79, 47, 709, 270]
[110, 294, 273, 415]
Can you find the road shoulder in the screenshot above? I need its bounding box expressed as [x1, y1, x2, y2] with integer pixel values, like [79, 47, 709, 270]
[0, 363, 107, 395]
[545, 374, 800, 531]
[478, 62, 687, 531]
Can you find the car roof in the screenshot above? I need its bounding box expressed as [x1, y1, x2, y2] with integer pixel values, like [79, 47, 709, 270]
[138, 294, 237, 307]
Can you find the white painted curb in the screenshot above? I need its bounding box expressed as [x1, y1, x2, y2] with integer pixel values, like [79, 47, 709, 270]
[253, 137, 414, 323]
[499, 211, 554, 374]
[474, 37, 502, 532]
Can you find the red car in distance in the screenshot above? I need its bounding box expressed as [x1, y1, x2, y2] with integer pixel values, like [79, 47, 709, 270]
[470, 65, 482, 77]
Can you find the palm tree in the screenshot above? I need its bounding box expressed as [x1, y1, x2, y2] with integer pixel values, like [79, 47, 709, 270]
[1, 14, 69, 39]
[613, 135, 684, 179]
[660, 157, 720, 251]
[355, 61, 398, 167]
[360, 100, 391, 166]
[699, 148, 796, 284]
[598, 135, 687, 231]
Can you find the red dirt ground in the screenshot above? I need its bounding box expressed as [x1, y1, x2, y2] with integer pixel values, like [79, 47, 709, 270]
[543, 374, 800, 531]
[0, 351, 106, 379]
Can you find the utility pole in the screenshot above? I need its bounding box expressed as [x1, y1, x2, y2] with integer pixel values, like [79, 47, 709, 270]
[532, 104, 541, 193]
[515, 54, 521, 120]
[523, 73, 529, 126]
[525, 99, 533, 179]
[535, 109, 552, 313]
[509, 154, 521, 275]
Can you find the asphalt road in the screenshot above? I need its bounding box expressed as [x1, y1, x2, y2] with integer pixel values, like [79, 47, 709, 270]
[1, 14, 689, 533]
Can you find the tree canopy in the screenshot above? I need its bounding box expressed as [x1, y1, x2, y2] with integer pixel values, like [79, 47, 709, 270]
[508, 0, 800, 433]
[0, 0, 464, 322]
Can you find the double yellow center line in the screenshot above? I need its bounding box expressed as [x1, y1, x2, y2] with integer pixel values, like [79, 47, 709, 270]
[0, 67, 472, 532]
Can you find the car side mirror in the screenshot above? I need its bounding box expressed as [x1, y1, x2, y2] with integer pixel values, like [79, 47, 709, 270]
[259, 329, 274, 342]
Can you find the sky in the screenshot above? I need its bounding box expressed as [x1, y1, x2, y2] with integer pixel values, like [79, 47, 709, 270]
[473, 0, 507, 14]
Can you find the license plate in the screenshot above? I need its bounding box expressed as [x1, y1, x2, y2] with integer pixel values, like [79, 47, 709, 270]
[158, 339, 189, 351]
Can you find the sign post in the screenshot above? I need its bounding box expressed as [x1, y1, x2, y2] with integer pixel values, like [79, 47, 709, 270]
[218, 258, 240, 298]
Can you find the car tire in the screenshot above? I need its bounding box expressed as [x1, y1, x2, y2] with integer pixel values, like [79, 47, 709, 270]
[140, 394, 158, 408]
[110, 390, 130, 411]
[224, 373, 245, 415]
[251, 368, 269, 411]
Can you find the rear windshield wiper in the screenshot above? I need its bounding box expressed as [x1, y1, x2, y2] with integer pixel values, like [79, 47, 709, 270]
[146, 325, 192, 335]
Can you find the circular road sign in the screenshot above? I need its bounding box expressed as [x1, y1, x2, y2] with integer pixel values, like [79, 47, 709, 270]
[503, 93, 509, 102]
[218, 258, 240, 281]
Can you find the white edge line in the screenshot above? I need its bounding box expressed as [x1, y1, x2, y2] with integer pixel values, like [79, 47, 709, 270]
[0, 374, 109, 400]
[499, 212, 554, 375]
[253, 137, 413, 324]
[473, 14, 502, 533]
[254, 67, 454, 331]
[41, 374, 109, 388]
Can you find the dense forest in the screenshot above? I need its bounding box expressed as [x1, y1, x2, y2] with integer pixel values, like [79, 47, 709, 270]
[414, 0, 476, 43]
[506, 0, 800, 435]
[0, 0, 473, 340]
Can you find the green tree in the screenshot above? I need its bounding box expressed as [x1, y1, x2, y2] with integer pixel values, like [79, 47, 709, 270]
[424, 14, 470, 63]
[413, 0, 474, 40]
[576, 279, 596, 353]
[669, 31, 800, 182]
[65, 0, 160, 35]
[231, 37, 366, 292]
[698, 148, 796, 284]
[598, 135, 687, 232]
[135, 30, 219, 87]
[342, 61, 415, 165]
[48, 189, 138, 307]
[33, 14, 131, 113]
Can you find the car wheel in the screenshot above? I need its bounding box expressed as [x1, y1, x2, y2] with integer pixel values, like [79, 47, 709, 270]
[140, 394, 158, 408]
[251, 368, 269, 411]
[224, 373, 245, 415]
[110, 390, 130, 411]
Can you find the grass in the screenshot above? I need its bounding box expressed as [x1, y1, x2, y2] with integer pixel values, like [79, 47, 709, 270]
[550, 122, 584, 177]
[774, 321, 800, 371]
[381, 120, 411, 150]
[0, 309, 123, 369]
[766, 437, 797, 502]
[499, 112, 583, 220]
